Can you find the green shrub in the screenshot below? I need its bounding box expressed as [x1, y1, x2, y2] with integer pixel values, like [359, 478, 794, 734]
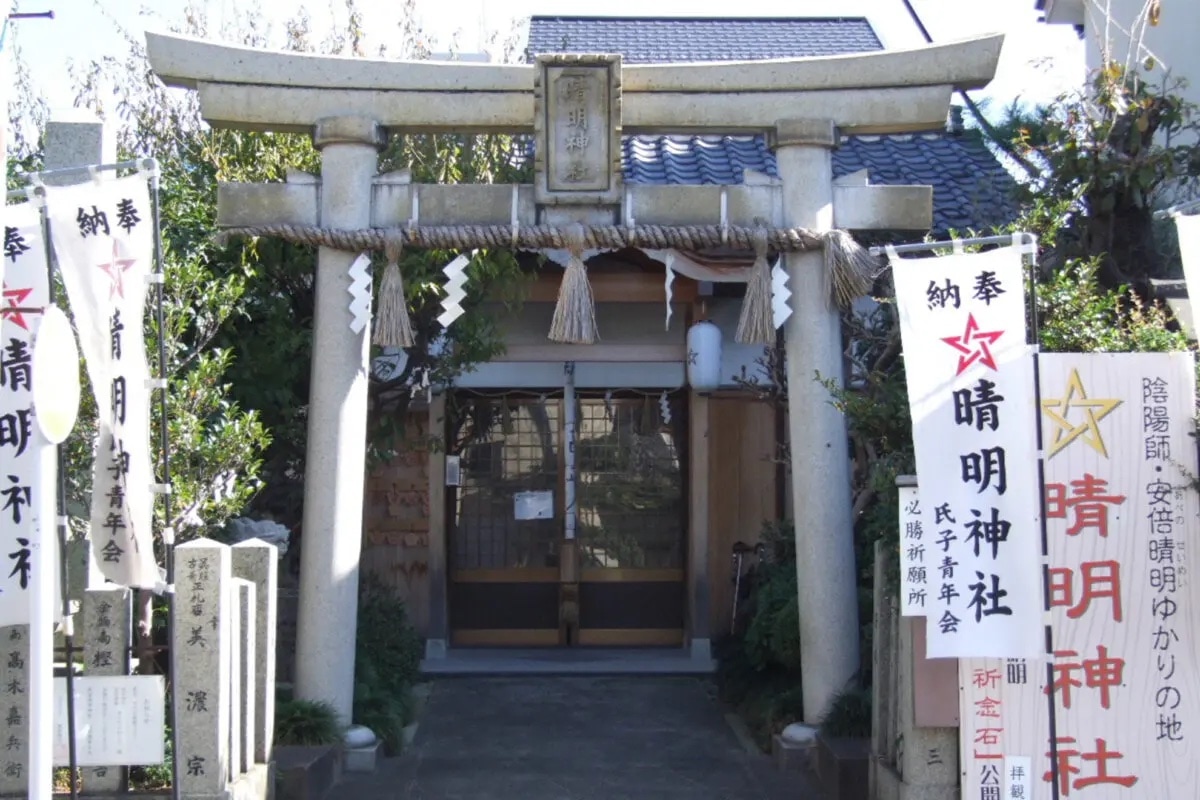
[353, 574, 423, 753]
[818, 686, 873, 739]
[743, 520, 801, 673]
[275, 699, 343, 746]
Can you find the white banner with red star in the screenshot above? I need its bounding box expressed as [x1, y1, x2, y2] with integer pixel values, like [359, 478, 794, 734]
[45, 176, 160, 589]
[960, 352, 1200, 800]
[0, 203, 50, 624]
[892, 246, 1042, 658]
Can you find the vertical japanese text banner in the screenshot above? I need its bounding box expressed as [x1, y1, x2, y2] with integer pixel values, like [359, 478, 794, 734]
[44, 176, 160, 589]
[0, 203, 49, 625]
[898, 484, 929, 616]
[893, 246, 1042, 658]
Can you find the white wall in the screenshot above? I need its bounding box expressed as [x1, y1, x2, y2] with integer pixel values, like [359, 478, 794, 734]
[448, 297, 770, 390]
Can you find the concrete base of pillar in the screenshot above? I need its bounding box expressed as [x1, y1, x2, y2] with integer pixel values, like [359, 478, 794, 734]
[772, 734, 815, 773]
[689, 638, 713, 664]
[344, 741, 382, 773]
[424, 639, 447, 660]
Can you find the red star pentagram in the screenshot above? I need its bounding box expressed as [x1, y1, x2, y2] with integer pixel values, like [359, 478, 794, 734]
[941, 313, 1005, 375]
[97, 239, 136, 300]
[1, 285, 33, 331]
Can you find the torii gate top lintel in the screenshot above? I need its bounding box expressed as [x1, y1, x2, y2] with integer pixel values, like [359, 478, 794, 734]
[145, 30, 1004, 136]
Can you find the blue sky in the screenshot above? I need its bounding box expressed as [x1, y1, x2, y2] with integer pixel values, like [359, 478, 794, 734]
[9, 0, 1083, 120]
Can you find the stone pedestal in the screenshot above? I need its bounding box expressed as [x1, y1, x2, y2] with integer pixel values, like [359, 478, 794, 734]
[232, 540, 276, 765]
[174, 539, 232, 798]
[772, 118, 860, 724]
[343, 741, 381, 773]
[294, 116, 385, 725]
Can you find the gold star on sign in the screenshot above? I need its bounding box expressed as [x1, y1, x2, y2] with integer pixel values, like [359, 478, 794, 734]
[1041, 368, 1122, 459]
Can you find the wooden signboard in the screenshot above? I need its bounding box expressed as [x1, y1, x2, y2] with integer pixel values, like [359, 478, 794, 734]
[961, 352, 1200, 799]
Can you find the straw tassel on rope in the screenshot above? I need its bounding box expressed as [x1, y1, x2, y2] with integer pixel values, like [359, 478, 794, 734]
[373, 235, 416, 348]
[548, 223, 598, 344]
[736, 226, 775, 345]
[823, 229, 879, 310]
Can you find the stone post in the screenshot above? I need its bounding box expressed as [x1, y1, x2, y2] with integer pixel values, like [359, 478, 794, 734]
[174, 539, 232, 798]
[772, 118, 860, 724]
[0, 627, 29, 794]
[232, 540, 276, 765]
[81, 588, 132, 793]
[294, 116, 384, 725]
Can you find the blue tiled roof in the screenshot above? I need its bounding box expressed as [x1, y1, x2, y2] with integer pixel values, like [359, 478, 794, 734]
[620, 133, 1018, 233]
[526, 16, 882, 63]
[525, 16, 1019, 234]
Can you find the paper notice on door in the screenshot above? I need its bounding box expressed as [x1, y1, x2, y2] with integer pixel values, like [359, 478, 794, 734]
[514, 490, 554, 520]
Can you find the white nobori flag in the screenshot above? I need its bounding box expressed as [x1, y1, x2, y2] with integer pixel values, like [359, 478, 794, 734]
[892, 246, 1043, 659]
[45, 175, 160, 589]
[0, 203, 53, 624]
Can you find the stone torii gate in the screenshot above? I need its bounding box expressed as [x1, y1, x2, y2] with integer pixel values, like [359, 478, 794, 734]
[146, 30, 1003, 727]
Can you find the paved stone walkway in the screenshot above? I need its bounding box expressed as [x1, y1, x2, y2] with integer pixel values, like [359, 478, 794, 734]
[334, 676, 822, 800]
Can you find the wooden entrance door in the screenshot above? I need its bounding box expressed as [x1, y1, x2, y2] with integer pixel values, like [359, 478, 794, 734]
[574, 394, 686, 646]
[447, 391, 686, 646]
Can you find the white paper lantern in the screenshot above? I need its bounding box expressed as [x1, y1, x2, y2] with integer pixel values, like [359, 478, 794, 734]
[686, 320, 723, 392]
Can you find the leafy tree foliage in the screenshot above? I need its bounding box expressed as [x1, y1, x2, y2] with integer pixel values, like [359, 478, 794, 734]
[1003, 67, 1200, 289]
[63, 2, 533, 526]
[7, 0, 532, 675]
[727, 67, 1198, 711]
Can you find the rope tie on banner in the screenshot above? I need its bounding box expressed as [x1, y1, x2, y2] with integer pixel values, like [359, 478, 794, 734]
[548, 223, 598, 344]
[736, 224, 774, 345]
[373, 233, 416, 348]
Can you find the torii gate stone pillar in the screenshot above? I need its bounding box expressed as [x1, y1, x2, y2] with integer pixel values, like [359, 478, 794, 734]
[773, 119, 859, 721]
[295, 117, 385, 722]
[145, 30, 1004, 725]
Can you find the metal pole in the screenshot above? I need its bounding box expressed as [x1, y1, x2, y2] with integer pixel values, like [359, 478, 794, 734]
[16, 158, 144, 184]
[8, 161, 147, 201]
[38, 194, 81, 800]
[1153, 196, 1200, 219]
[868, 233, 1019, 258]
[26, 194, 57, 800]
[145, 159, 182, 800]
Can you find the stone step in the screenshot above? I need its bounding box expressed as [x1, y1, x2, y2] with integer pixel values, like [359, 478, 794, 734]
[275, 744, 342, 800]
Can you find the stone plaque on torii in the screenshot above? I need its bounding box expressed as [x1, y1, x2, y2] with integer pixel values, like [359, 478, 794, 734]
[146, 30, 1003, 727]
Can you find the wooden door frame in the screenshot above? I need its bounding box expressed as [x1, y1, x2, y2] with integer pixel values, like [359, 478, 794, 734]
[424, 378, 708, 657]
